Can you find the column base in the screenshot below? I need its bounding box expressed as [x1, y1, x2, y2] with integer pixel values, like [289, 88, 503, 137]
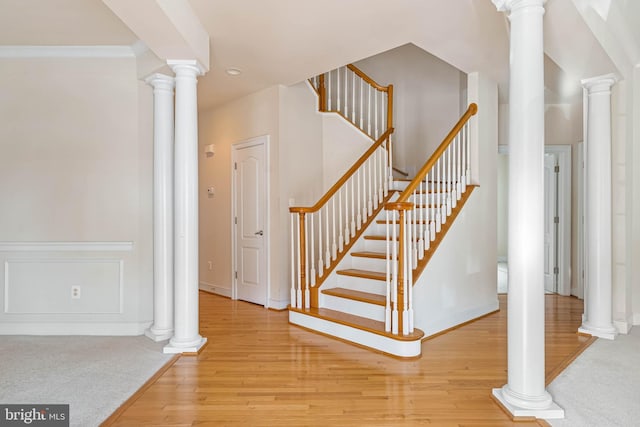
[144, 326, 173, 342]
[492, 386, 564, 419]
[163, 336, 207, 354]
[579, 322, 617, 340]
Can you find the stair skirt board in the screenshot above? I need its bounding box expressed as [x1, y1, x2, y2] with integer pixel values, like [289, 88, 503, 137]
[319, 293, 386, 321]
[289, 310, 422, 358]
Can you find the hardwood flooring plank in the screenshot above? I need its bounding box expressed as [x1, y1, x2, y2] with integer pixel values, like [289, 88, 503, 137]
[105, 292, 589, 426]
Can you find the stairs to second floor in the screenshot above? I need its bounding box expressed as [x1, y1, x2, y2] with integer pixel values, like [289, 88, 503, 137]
[289, 176, 477, 358]
[289, 63, 479, 358]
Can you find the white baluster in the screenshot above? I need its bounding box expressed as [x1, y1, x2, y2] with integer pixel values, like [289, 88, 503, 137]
[385, 209, 392, 332]
[290, 214, 296, 308]
[465, 123, 471, 186]
[436, 160, 442, 232]
[452, 136, 458, 209]
[362, 164, 368, 222]
[356, 170, 362, 229]
[367, 84, 371, 136]
[337, 67, 341, 111]
[325, 205, 330, 269]
[378, 148, 384, 203]
[391, 209, 398, 335]
[388, 135, 394, 191]
[296, 215, 302, 308]
[344, 67, 348, 119]
[317, 210, 324, 277]
[352, 71, 356, 122]
[344, 183, 350, 246]
[304, 216, 309, 308]
[402, 210, 409, 335]
[338, 189, 344, 252]
[418, 182, 425, 258]
[351, 178, 356, 236]
[411, 195, 418, 267]
[331, 198, 337, 260]
[360, 78, 364, 129]
[367, 158, 373, 216]
[447, 145, 452, 216]
[375, 89, 379, 139]
[424, 174, 431, 249]
[441, 156, 447, 224]
[310, 213, 316, 286]
[430, 170, 436, 240]
[456, 132, 462, 199]
[328, 69, 332, 111]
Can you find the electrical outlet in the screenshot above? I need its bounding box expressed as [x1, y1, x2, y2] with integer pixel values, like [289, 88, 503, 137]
[71, 285, 81, 299]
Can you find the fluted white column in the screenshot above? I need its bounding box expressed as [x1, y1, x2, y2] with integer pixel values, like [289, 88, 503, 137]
[164, 60, 207, 354]
[145, 74, 175, 342]
[578, 74, 618, 340]
[491, 0, 563, 419]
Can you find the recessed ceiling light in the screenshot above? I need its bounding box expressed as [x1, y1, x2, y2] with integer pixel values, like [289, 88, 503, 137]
[225, 68, 242, 76]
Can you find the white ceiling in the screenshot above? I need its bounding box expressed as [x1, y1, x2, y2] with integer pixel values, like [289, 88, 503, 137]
[0, 0, 627, 111]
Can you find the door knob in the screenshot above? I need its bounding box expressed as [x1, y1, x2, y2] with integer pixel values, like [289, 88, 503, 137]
[255, 230, 264, 236]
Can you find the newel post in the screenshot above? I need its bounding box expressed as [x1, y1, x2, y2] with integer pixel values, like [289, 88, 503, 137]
[318, 74, 327, 112]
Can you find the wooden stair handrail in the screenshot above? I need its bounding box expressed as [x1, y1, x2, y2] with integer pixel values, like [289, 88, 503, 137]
[393, 103, 477, 205]
[289, 127, 394, 214]
[346, 64, 390, 92]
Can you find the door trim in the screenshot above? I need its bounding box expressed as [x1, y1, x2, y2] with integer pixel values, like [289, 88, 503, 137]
[497, 144, 571, 296]
[231, 135, 270, 307]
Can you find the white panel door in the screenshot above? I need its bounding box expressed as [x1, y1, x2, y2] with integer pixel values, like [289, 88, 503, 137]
[234, 140, 267, 306]
[544, 153, 558, 293]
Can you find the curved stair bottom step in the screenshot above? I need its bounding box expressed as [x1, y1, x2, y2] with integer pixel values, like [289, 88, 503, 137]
[289, 308, 423, 358]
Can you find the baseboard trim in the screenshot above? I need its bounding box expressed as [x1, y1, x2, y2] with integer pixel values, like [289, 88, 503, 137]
[0, 241, 133, 252]
[633, 313, 640, 326]
[0, 321, 151, 335]
[199, 282, 231, 298]
[268, 298, 289, 310]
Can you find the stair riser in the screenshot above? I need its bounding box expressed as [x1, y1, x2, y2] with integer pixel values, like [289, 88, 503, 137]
[350, 256, 387, 272]
[319, 293, 386, 322]
[336, 274, 387, 294]
[288, 310, 422, 358]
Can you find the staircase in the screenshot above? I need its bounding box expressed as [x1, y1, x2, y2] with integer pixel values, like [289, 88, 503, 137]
[288, 63, 478, 358]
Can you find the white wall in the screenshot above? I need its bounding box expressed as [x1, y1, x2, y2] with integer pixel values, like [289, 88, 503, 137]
[198, 82, 327, 308]
[354, 43, 466, 176]
[497, 152, 508, 261]
[0, 56, 154, 334]
[413, 72, 499, 336]
[198, 86, 280, 301]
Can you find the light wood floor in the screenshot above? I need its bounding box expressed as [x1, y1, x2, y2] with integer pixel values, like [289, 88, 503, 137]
[106, 292, 591, 426]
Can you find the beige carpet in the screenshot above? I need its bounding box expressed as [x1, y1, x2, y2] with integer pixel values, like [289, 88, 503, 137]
[547, 327, 640, 426]
[0, 336, 173, 427]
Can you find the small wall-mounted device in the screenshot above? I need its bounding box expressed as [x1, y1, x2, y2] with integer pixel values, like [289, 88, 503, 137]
[204, 144, 215, 157]
[207, 187, 215, 197]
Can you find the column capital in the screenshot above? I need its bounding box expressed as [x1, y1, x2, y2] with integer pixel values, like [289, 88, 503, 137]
[492, 0, 546, 13]
[167, 59, 206, 77]
[144, 73, 175, 91]
[581, 73, 619, 92]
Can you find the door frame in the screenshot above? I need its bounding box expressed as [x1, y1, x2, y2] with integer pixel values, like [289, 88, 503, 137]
[231, 135, 270, 307]
[497, 144, 571, 295]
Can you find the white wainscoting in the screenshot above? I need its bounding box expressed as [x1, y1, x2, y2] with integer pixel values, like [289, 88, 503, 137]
[4, 259, 123, 314]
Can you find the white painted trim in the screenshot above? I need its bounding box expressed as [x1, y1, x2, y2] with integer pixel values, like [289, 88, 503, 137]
[497, 256, 508, 263]
[199, 281, 232, 298]
[613, 318, 632, 334]
[545, 145, 572, 296]
[268, 298, 289, 310]
[4, 259, 124, 314]
[0, 46, 136, 58]
[633, 313, 640, 326]
[231, 135, 271, 308]
[491, 388, 564, 419]
[0, 321, 152, 336]
[496, 145, 572, 296]
[0, 242, 133, 252]
[289, 310, 421, 358]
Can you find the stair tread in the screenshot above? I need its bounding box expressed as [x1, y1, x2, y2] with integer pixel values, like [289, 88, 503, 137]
[322, 287, 386, 305]
[351, 250, 387, 259]
[289, 306, 424, 341]
[337, 268, 386, 281]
